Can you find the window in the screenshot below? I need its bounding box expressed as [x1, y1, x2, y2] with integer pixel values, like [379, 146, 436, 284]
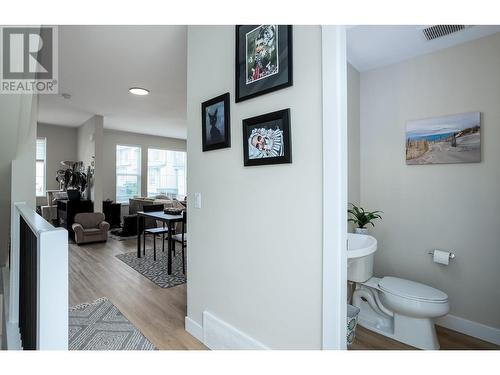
[147, 148, 186, 199]
[36, 138, 46, 197]
[116, 145, 141, 203]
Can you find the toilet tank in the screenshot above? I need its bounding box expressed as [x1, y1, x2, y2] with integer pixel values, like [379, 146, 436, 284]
[348, 254, 374, 282]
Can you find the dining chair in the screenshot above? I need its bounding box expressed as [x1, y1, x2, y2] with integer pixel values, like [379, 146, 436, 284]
[142, 204, 169, 261]
[172, 210, 186, 273]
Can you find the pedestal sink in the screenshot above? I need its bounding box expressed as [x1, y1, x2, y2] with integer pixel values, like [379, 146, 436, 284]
[347, 233, 377, 282]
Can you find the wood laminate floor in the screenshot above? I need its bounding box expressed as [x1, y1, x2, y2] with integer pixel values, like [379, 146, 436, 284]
[351, 325, 499, 350]
[70, 237, 498, 351]
[69, 236, 206, 350]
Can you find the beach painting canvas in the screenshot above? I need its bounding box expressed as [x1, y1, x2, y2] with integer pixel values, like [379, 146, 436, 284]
[406, 112, 481, 165]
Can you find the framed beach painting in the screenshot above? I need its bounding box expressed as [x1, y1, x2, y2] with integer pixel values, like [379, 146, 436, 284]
[235, 25, 293, 103]
[201, 93, 231, 152]
[405, 112, 481, 165]
[242, 109, 291, 167]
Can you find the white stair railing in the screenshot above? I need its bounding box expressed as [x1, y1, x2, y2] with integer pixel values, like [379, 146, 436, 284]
[7, 202, 68, 350]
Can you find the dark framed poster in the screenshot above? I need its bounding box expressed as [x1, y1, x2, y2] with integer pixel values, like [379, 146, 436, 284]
[242, 108, 291, 166]
[235, 25, 293, 103]
[201, 93, 231, 151]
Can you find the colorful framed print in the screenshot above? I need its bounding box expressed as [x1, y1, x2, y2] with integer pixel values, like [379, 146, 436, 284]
[242, 109, 291, 166]
[406, 112, 481, 165]
[235, 25, 293, 103]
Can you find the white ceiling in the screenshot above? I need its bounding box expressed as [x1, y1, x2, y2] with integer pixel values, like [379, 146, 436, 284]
[38, 26, 188, 139]
[347, 25, 500, 72]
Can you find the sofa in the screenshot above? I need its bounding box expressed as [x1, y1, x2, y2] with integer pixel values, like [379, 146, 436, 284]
[72, 212, 109, 244]
[128, 196, 185, 215]
[119, 196, 186, 236]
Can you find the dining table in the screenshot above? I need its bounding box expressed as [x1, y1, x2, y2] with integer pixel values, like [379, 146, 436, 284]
[136, 210, 184, 274]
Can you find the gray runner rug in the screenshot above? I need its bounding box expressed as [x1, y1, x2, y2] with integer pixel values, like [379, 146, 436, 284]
[69, 297, 157, 350]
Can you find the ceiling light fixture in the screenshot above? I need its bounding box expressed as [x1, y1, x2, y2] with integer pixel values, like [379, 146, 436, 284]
[129, 87, 150, 96]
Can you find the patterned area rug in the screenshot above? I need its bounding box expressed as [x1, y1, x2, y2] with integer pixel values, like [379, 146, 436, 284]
[69, 297, 156, 350]
[115, 250, 186, 288]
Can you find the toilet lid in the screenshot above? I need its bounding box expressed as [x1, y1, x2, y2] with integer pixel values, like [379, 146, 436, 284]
[378, 277, 448, 302]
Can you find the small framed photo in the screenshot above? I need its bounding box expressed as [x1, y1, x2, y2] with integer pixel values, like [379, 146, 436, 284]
[201, 93, 231, 151]
[242, 109, 291, 167]
[235, 25, 293, 103]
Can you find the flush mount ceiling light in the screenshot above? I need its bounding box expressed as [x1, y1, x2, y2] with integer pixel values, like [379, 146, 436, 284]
[128, 87, 150, 96]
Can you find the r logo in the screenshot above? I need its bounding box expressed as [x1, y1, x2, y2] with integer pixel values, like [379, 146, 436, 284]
[2, 27, 53, 80]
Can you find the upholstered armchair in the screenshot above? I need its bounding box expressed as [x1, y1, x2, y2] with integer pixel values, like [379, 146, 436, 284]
[72, 212, 109, 244]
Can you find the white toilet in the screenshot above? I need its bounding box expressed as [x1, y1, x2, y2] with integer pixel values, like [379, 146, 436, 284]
[348, 233, 449, 349]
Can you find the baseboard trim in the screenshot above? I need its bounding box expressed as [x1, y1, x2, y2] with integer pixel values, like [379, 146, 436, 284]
[185, 312, 269, 350]
[203, 311, 269, 350]
[185, 316, 203, 343]
[436, 314, 500, 346]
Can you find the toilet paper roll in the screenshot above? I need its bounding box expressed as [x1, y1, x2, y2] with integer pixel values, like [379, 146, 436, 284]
[433, 250, 450, 265]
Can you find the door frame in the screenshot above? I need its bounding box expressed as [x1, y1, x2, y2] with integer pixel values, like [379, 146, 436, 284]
[321, 25, 348, 349]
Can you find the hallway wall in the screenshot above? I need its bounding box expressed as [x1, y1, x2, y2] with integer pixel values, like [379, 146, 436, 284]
[186, 25, 324, 349]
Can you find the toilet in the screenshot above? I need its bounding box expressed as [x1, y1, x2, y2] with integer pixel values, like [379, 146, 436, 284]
[347, 233, 449, 349]
[352, 276, 449, 349]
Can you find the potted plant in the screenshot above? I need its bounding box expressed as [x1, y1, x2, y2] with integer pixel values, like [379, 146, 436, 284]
[348, 203, 382, 234]
[56, 161, 88, 200]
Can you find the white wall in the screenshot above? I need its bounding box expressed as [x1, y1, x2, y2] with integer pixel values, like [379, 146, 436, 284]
[347, 63, 360, 209]
[102, 129, 186, 203]
[0, 96, 23, 266]
[36, 123, 78, 206]
[11, 95, 37, 210]
[359, 33, 500, 329]
[186, 26, 324, 349]
[77, 115, 104, 212]
[0, 93, 37, 266]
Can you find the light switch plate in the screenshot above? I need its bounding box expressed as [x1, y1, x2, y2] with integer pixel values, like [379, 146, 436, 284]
[194, 192, 202, 209]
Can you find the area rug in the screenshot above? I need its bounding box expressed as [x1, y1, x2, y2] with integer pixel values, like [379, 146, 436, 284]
[69, 297, 157, 350]
[115, 250, 186, 288]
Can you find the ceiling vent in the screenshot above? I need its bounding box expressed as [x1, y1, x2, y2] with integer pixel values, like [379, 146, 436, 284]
[422, 25, 468, 41]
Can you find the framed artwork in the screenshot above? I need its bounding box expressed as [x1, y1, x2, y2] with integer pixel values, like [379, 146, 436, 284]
[235, 25, 293, 103]
[242, 108, 291, 166]
[406, 111, 481, 165]
[201, 93, 231, 151]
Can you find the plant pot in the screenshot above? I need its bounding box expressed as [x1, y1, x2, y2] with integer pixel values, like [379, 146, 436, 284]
[354, 227, 368, 235]
[67, 189, 81, 201]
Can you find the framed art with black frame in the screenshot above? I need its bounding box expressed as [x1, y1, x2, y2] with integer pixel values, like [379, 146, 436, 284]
[242, 108, 291, 167]
[201, 92, 231, 151]
[235, 25, 293, 103]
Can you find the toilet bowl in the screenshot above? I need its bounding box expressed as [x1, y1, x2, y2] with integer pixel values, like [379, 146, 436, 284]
[352, 276, 449, 350]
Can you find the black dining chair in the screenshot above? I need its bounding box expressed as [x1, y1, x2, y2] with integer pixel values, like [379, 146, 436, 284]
[142, 204, 169, 261]
[172, 210, 186, 273]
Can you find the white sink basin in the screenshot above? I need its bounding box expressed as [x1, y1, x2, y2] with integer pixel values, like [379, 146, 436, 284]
[347, 233, 378, 282]
[347, 233, 377, 259]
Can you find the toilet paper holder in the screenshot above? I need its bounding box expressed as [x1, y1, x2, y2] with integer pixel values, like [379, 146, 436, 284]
[428, 250, 456, 259]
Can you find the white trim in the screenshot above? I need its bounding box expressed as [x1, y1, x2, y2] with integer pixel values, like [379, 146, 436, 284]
[185, 316, 203, 343]
[185, 312, 269, 350]
[436, 314, 500, 346]
[5, 322, 22, 350]
[321, 26, 348, 349]
[202, 311, 269, 350]
[37, 228, 68, 349]
[2, 266, 22, 350]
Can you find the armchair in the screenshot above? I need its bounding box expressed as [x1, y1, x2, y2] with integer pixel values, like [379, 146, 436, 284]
[72, 212, 109, 245]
